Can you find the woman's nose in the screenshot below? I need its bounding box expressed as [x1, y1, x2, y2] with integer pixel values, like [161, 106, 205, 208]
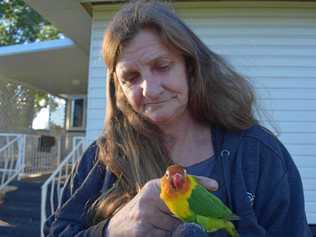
[140, 75, 163, 99]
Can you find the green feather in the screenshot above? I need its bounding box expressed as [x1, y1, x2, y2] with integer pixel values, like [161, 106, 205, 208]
[183, 176, 240, 237]
[188, 176, 239, 221]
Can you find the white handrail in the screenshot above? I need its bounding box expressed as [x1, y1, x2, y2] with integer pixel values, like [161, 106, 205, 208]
[0, 133, 22, 137]
[0, 135, 25, 191]
[41, 140, 84, 237]
[0, 136, 19, 153]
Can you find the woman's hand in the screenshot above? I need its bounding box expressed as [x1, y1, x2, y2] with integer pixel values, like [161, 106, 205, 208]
[106, 179, 180, 237]
[106, 176, 218, 237]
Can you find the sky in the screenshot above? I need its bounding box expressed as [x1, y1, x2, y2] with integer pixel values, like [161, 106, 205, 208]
[32, 107, 49, 129]
[32, 97, 65, 130]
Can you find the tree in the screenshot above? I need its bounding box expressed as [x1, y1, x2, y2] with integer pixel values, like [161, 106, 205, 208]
[0, 0, 60, 46]
[0, 0, 61, 131]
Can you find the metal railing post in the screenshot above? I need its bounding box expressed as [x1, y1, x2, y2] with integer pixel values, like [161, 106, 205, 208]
[57, 136, 61, 166]
[18, 135, 26, 180]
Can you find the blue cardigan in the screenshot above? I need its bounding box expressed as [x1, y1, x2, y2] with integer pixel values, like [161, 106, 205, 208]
[44, 124, 312, 236]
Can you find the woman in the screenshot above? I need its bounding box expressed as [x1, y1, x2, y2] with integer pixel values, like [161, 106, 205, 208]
[44, 1, 312, 236]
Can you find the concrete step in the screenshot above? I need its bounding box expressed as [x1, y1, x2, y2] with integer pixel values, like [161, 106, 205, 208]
[2, 179, 43, 204]
[0, 215, 39, 227]
[0, 176, 48, 237]
[0, 202, 40, 220]
[9, 180, 43, 191]
[4, 191, 41, 203]
[0, 224, 40, 237]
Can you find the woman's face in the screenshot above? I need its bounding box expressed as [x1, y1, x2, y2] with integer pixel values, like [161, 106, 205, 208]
[115, 29, 189, 126]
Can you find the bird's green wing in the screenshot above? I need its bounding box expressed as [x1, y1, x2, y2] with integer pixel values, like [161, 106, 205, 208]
[188, 177, 238, 220]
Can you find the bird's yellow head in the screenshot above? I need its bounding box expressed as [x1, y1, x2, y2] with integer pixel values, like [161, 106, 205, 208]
[160, 164, 190, 197]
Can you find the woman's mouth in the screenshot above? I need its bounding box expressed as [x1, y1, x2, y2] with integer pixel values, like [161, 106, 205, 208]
[145, 96, 177, 105]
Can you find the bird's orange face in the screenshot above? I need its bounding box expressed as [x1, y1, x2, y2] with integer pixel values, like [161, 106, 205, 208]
[164, 164, 187, 191]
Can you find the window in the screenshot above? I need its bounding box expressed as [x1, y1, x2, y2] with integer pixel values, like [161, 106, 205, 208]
[69, 97, 86, 130]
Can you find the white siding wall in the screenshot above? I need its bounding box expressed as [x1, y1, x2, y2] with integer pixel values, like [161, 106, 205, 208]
[87, 1, 316, 223]
[86, 7, 116, 145]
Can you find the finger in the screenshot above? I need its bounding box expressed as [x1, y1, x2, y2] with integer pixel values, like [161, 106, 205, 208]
[147, 228, 172, 237]
[172, 223, 208, 237]
[151, 178, 161, 192]
[139, 179, 161, 196]
[193, 175, 218, 192]
[142, 179, 171, 214]
[156, 196, 173, 214]
[148, 211, 181, 232]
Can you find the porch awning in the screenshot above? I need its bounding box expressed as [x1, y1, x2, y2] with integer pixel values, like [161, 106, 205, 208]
[0, 38, 88, 96]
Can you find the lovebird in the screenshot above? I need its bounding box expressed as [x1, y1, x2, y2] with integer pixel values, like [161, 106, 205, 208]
[160, 164, 240, 237]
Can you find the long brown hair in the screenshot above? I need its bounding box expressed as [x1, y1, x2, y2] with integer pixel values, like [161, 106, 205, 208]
[89, 0, 257, 224]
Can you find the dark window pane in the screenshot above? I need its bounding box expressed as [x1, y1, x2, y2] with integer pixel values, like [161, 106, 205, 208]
[72, 99, 84, 128]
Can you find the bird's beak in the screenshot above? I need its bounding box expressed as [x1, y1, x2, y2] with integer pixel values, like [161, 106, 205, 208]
[172, 173, 184, 190]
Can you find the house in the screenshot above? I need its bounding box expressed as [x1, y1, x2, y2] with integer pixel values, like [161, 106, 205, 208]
[1, 0, 315, 232]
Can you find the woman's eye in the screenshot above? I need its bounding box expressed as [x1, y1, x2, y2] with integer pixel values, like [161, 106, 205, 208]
[122, 74, 138, 86]
[156, 63, 170, 71]
[126, 77, 136, 83]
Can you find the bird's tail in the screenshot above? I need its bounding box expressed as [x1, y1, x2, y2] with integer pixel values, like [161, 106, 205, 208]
[224, 221, 239, 237]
